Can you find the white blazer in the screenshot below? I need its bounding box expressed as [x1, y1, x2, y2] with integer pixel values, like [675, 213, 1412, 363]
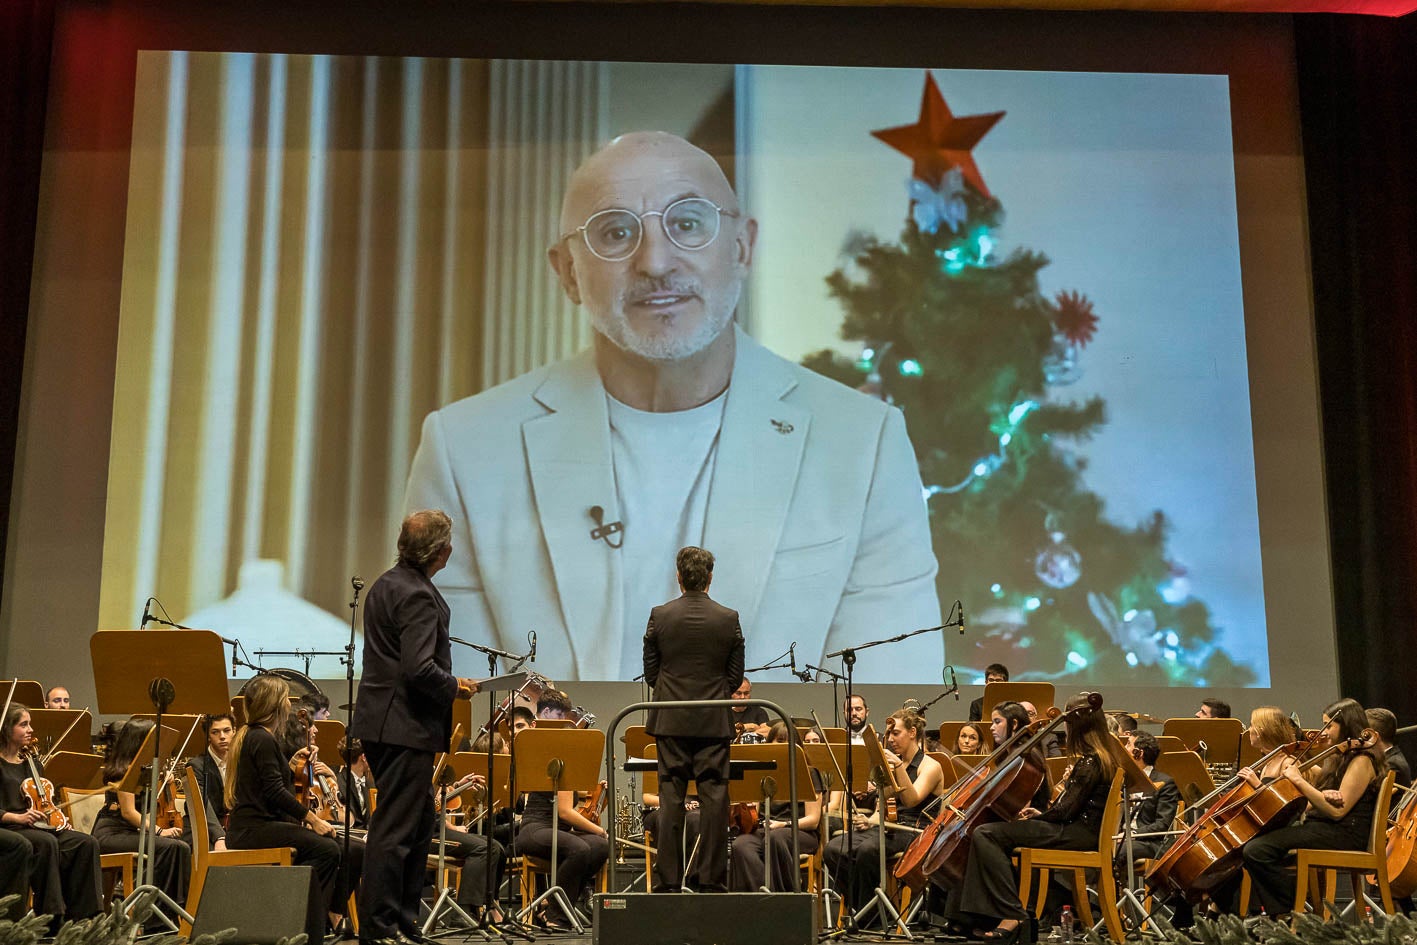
[403, 327, 943, 682]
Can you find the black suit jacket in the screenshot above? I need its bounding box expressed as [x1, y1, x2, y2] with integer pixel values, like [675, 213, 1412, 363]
[968, 697, 984, 723]
[338, 766, 374, 829]
[1134, 769, 1181, 836]
[643, 590, 745, 739]
[188, 752, 228, 819]
[351, 561, 459, 753]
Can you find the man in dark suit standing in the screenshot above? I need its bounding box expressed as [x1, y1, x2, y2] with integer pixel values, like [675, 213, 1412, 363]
[353, 509, 479, 944]
[643, 546, 745, 893]
[1116, 732, 1181, 870]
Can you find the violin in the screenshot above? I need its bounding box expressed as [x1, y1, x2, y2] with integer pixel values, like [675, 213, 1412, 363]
[435, 772, 484, 815]
[729, 802, 759, 836]
[1146, 728, 1372, 897]
[294, 710, 339, 823]
[576, 780, 608, 826]
[20, 739, 70, 831]
[154, 777, 183, 832]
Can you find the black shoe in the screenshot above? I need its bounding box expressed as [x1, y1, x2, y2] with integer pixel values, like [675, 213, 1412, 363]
[397, 931, 425, 945]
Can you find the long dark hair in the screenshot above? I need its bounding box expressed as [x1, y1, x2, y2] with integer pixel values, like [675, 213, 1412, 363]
[1319, 698, 1385, 788]
[1061, 693, 1115, 784]
[991, 701, 1031, 741]
[1, 703, 29, 755]
[102, 719, 155, 785]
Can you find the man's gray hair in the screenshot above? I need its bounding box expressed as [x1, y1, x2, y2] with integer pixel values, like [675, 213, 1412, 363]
[676, 546, 714, 592]
[398, 509, 452, 569]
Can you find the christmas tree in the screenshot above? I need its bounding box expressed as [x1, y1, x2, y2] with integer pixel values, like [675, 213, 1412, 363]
[802, 74, 1254, 686]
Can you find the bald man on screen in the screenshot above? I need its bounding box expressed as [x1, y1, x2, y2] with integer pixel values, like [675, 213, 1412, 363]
[404, 131, 940, 680]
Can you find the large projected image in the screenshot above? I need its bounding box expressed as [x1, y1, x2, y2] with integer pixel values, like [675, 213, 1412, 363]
[100, 53, 1267, 685]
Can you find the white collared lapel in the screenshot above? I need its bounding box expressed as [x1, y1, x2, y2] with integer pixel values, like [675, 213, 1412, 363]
[703, 328, 811, 629]
[522, 353, 623, 673]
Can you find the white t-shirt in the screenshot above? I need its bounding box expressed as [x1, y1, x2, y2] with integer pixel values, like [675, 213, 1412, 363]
[606, 389, 728, 678]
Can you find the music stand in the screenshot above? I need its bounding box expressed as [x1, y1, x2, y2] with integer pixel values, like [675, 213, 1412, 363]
[514, 728, 605, 933]
[727, 743, 810, 893]
[43, 751, 105, 792]
[805, 740, 872, 927]
[113, 722, 185, 929]
[423, 758, 490, 941]
[982, 682, 1055, 716]
[27, 708, 93, 760]
[846, 724, 911, 937]
[8, 680, 44, 709]
[1162, 718, 1244, 767]
[1153, 751, 1217, 814]
[811, 727, 849, 744]
[312, 718, 346, 767]
[91, 631, 231, 715]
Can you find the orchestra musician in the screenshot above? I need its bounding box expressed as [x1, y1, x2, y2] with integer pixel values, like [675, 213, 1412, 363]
[642, 545, 745, 895]
[515, 774, 609, 927]
[968, 664, 1010, 722]
[824, 706, 945, 917]
[188, 713, 235, 828]
[43, 687, 70, 710]
[845, 695, 870, 746]
[946, 693, 1115, 942]
[351, 509, 480, 945]
[731, 679, 771, 740]
[0, 704, 102, 932]
[1367, 708, 1411, 788]
[1242, 698, 1387, 919]
[954, 723, 986, 756]
[91, 718, 193, 921]
[336, 739, 374, 831]
[1114, 732, 1179, 869]
[989, 702, 1053, 813]
[225, 674, 359, 932]
[728, 721, 823, 892]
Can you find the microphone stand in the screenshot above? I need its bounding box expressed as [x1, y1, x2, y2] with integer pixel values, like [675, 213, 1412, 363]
[916, 683, 961, 716]
[823, 613, 960, 934]
[448, 636, 534, 940]
[340, 577, 362, 930]
[144, 610, 256, 678]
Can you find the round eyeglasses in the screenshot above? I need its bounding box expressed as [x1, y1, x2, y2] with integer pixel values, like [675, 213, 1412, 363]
[560, 196, 740, 262]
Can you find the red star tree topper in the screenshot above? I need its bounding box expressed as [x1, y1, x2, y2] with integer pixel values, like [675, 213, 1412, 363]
[872, 73, 1005, 199]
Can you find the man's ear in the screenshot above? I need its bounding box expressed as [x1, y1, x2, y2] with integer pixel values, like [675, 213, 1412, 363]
[734, 217, 759, 272]
[547, 243, 583, 305]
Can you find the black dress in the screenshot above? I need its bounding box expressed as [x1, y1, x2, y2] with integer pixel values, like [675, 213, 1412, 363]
[0, 757, 103, 928]
[953, 752, 1113, 924]
[729, 769, 826, 892]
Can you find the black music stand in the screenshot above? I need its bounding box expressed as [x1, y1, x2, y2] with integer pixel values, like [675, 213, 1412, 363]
[514, 728, 606, 933]
[848, 724, 912, 937]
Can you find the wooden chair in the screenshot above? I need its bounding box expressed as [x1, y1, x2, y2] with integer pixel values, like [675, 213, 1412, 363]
[181, 767, 293, 934]
[1292, 770, 1397, 921]
[61, 786, 137, 908]
[1017, 769, 1127, 943]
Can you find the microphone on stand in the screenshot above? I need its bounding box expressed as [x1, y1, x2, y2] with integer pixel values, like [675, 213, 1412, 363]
[958, 601, 966, 635]
[789, 643, 812, 683]
[351, 576, 365, 592]
[232, 642, 238, 678]
[947, 664, 960, 699]
[529, 631, 537, 663]
[139, 598, 153, 629]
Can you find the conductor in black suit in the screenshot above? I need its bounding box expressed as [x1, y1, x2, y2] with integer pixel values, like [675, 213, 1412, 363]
[643, 546, 745, 893]
[352, 509, 479, 944]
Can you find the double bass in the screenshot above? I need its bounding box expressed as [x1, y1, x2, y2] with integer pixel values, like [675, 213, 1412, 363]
[916, 695, 1101, 890]
[1145, 728, 1372, 897]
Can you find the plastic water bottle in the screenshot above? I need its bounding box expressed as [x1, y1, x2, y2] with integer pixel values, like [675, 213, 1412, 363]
[1060, 905, 1075, 945]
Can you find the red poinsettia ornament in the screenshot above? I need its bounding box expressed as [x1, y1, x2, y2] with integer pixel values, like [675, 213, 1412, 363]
[1053, 290, 1099, 347]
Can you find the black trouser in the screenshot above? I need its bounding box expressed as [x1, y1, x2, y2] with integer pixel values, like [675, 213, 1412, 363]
[730, 825, 818, 892]
[3, 825, 102, 926]
[655, 735, 729, 891]
[824, 824, 913, 917]
[516, 822, 609, 921]
[91, 817, 191, 912]
[1243, 820, 1364, 916]
[228, 819, 362, 914]
[439, 826, 506, 909]
[953, 818, 1098, 924]
[361, 742, 436, 940]
[0, 828, 35, 920]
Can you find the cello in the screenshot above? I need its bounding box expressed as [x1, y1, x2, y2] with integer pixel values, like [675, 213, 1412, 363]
[894, 708, 1057, 889]
[1385, 785, 1417, 897]
[918, 694, 1102, 890]
[1145, 728, 1372, 897]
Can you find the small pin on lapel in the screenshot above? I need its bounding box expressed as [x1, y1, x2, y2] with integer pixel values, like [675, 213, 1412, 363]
[770, 419, 794, 435]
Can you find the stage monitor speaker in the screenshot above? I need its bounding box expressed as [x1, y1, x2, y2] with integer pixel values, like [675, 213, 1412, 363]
[190, 865, 323, 944]
[593, 892, 816, 945]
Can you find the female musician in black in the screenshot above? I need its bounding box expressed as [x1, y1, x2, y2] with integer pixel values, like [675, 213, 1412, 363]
[988, 701, 1053, 813]
[1242, 697, 1386, 917]
[951, 693, 1115, 943]
[728, 721, 823, 892]
[824, 707, 946, 917]
[224, 675, 353, 924]
[0, 704, 102, 931]
[90, 717, 193, 917]
[516, 770, 609, 929]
